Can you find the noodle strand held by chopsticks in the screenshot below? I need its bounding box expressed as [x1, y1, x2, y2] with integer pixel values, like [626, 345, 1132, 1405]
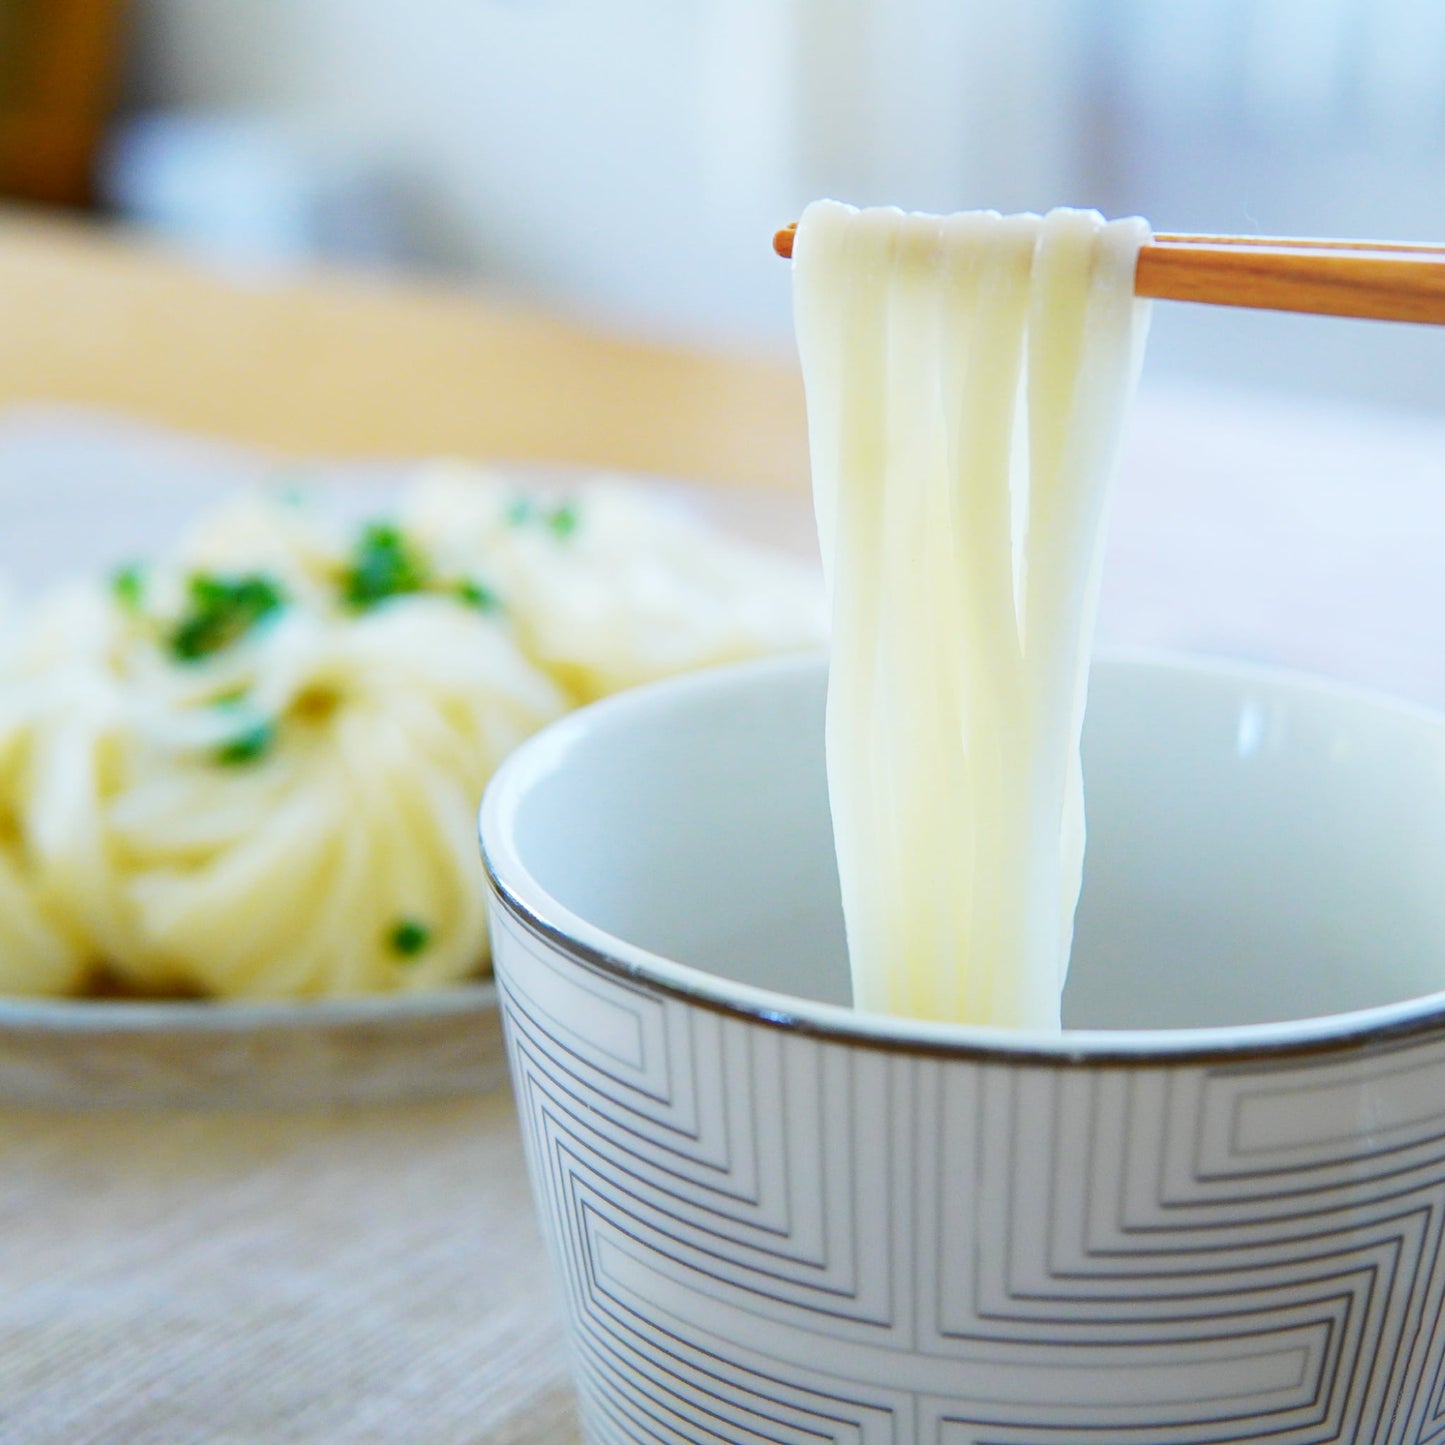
[793, 201, 1152, 1030]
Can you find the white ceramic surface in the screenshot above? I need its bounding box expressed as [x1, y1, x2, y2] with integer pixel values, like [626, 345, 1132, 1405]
[482, 652, 1445, 1442]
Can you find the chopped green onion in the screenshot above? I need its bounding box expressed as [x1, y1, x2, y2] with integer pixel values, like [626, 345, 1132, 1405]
[547, 501, 580, 539]
[506, 495, 580, 538]
[111, 564, 146, 612]
[169, 573, 286, 661]
[389, 917, 431, 959]
[341, 522, 429, 611]
[213, 718, 277, 767]
[454, 579, 501, 612]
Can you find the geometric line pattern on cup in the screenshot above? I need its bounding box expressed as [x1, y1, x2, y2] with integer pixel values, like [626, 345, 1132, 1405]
[492, 899, 1445, 1444]
[942, 1066, 1445, 1442]
[503, 915, 856, 1293]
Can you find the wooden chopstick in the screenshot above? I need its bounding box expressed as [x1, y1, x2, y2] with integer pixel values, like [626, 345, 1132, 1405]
[771, 224, 1445, 326]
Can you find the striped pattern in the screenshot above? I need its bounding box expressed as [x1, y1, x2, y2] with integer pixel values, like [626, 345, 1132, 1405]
[493, 901, 1445, 1444]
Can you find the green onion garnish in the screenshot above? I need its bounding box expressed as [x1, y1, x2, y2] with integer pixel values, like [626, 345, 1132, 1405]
[454, 579, 501, 612]
[169, 573, 285, 661]
[506, 496, 579, 538]
[547, 501, 579, 539]
[111, 564, 146, 612]
[213, 718, 277, 767]
[389, 917, 431, 959]
[341, 523, 429, 611]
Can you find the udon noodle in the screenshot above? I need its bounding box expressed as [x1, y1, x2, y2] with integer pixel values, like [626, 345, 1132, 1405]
[793, 202, 1151, 1029]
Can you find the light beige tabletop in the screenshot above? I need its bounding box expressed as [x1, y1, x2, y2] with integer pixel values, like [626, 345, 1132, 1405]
[0, 208, 812, 1444]
[0, 1096, 581, 1444]
[0, 205, 810, 494]
[2, 207, 1444, 1445]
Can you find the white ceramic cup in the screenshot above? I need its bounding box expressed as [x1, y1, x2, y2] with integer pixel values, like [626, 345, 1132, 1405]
[480, 652, 1445, 1443]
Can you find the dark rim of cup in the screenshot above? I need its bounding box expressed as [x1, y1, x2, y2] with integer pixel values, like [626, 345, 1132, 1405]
[480, 652, 1445, 1070]
[482, 861, 1445, 1068]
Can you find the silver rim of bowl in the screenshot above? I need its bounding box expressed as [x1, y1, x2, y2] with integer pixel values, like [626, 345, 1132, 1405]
[479, 651, 1445, 1070]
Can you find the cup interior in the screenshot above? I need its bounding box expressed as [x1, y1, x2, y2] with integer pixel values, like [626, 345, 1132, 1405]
[494, 652, 1445, 1031]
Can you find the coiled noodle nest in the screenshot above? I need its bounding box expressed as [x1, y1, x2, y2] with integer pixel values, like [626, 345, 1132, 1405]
[0, 467, 825, 999]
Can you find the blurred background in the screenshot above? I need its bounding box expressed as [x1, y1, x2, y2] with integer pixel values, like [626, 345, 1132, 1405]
[2, 0, 1443, 411]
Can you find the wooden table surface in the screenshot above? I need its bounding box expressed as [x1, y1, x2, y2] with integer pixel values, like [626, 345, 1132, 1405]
[0, 206, 810, 495]
[0, 207, 811, 1445]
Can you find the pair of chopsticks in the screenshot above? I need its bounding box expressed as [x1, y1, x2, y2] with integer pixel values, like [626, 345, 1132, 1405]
[772, 224, 1445, 326]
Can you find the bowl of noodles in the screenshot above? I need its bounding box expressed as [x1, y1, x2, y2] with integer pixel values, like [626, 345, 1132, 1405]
[0, 418, 823, 1105]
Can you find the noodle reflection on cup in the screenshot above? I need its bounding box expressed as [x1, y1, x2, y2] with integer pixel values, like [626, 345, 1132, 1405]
[480, 653, 1445, 1444]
